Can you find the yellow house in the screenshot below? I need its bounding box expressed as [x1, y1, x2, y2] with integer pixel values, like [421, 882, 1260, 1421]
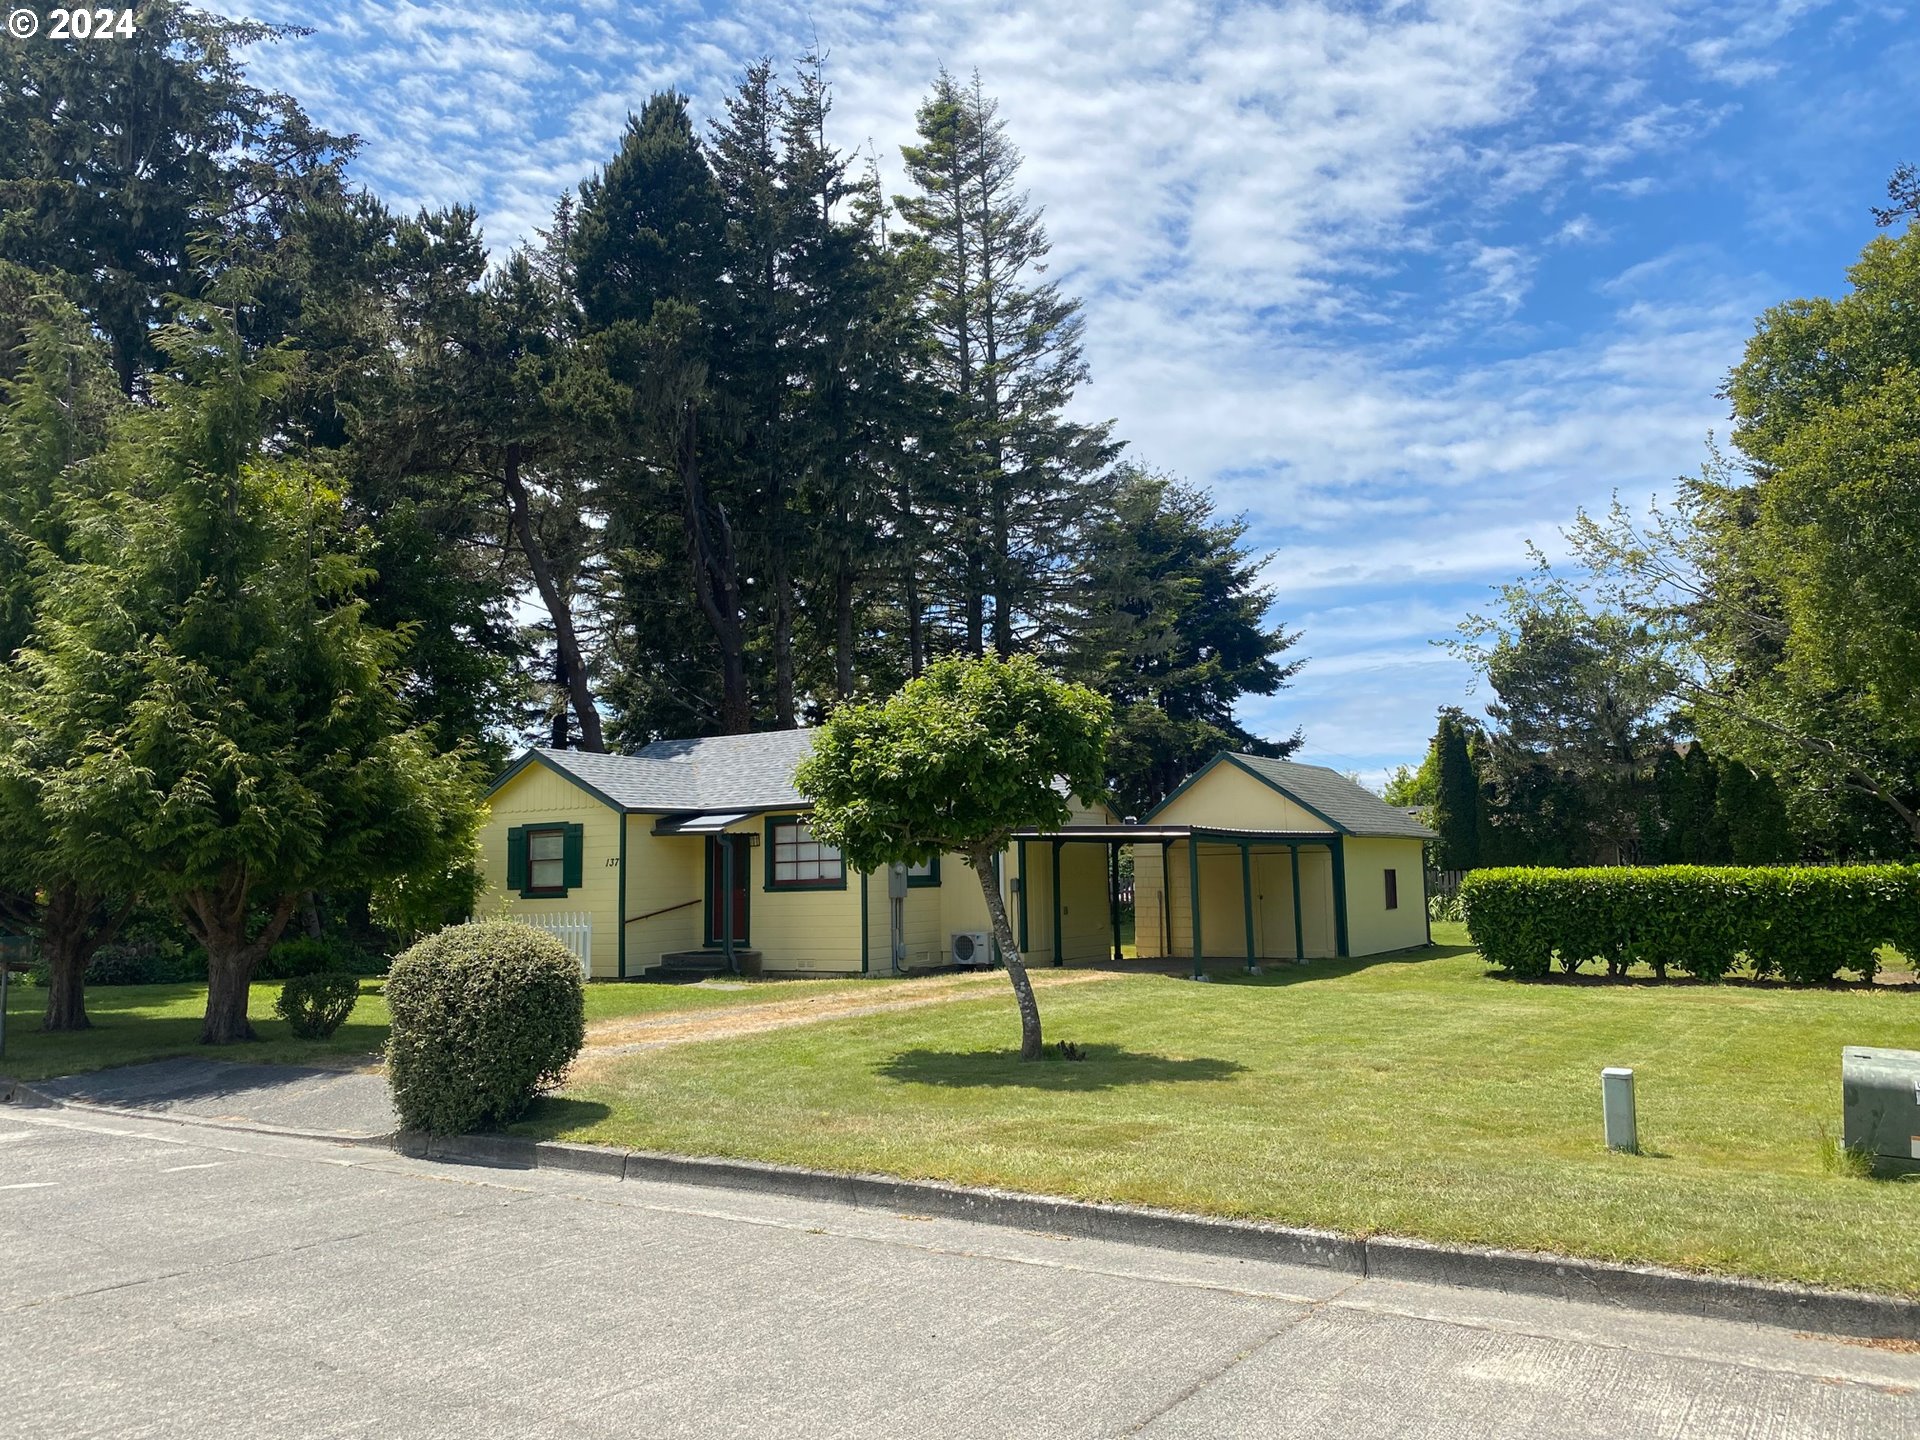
[477, 730, 1119, 979]
[476, 733, 1430, 980]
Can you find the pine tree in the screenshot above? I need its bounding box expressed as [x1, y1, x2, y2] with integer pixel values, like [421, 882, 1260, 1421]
[896, 71, 1119, 657]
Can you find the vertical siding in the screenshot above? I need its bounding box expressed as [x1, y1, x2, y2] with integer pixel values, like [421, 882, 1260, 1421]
[1165, 840, 1337, 960]
[1133, 842, 1167, 958]
[476, 763, 623, 978]
[621, 820, 704, 973]
[1342, 837, 1430, 955]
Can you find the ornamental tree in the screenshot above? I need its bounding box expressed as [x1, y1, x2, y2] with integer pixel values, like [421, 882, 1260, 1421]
[9, 308, 481, 1043]
[796, 653, 1110, 1060]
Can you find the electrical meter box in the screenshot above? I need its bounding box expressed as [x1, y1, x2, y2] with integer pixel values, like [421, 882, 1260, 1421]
[1842, 1046, 1920, 1172]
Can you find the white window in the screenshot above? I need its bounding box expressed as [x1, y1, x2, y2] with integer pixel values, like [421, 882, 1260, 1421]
[771, 819, 844, 887]
[528, 828, 566, 892]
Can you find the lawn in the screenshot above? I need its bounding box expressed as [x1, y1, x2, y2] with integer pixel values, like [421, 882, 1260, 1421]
[512, 922, 1920, 1296]
[0, 971, 906, 1083]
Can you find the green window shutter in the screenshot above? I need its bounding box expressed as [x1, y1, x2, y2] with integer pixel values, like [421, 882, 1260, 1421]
[507, 826, 529, 892]
[563, 823, 585, 890]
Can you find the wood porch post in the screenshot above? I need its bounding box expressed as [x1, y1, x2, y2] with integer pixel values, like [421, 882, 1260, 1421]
[1240, 840, 1258, 974]
[1332, 835, 1350, 958]
[1290, 843, 1305, 963]
[1017, 840, 1030, 952]
[1051, 839, 1064, 966]
[1188, 838, 1206, 981]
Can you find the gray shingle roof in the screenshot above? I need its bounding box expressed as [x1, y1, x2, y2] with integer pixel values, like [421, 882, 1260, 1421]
[518, 729, 819, 813]
[1227, 754, 1436, 840]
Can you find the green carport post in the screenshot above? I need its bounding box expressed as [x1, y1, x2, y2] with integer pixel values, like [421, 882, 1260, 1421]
[1188, 838, 1207, 981]
[1240, 840, 1259, 974]
[1051, 839, 1064, 967]
[1109, 842, 1123, 963]
[1331, 835, 1350, 958]
[1290, 843, 1305, 964]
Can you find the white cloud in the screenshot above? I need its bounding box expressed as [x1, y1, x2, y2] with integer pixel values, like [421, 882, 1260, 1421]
[238, 0, 1872, 777]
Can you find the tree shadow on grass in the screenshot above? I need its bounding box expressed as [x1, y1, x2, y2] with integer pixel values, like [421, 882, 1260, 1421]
[875, 1045, 1246, 1091]
[1200, 942, 1478, 988]
[514, 1095, 614, 1136]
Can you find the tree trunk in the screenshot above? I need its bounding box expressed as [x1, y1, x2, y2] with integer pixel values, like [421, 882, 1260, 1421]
[501, 441, 605, 752]
[37, 881, 124, 1033]
[185, 884, 297, 1045]
[773, 540, 796, 727]
[835, 532, 855, 699]
[971, 845, 1042, 1060]
[677, 403, 752, 734]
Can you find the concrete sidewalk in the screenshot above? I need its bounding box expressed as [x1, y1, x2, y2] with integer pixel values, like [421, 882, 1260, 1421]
[24, 1057, 397, 1139]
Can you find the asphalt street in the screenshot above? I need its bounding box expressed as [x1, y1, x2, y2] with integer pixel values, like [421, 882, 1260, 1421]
[3, 1104, 1917, 1439]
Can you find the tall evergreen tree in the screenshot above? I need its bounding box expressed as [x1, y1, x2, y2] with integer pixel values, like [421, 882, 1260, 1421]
[896, 72, 1120, 657]
[1432, 709, 1483, 870]
[575, 94, 752, 733]
[0, 1, 349, 394]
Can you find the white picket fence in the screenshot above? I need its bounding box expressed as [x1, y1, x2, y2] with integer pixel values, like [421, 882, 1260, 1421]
[518, 911, 593, 978]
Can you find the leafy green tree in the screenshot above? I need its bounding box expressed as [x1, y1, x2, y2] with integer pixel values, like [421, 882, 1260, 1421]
[9, 309, 480, 1043]
[0, 1, 348, 394]
[0, 285, 134, 1029]
[797, 654, 1110, 1060]
[1382, 754, 1437, 810]
[1566, 179, 1920, 851]
[1069, 468, 1301, 815]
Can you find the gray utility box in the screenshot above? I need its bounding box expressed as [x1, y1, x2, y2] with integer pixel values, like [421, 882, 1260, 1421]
[1842, 1046, 1920, 1172]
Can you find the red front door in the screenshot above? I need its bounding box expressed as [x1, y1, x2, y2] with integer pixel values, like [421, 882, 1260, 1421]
[708, 836, 750, 946]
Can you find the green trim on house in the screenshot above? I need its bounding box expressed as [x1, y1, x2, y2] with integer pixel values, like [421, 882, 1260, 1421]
[907, 856, 942, 887]
[860, 870, 870, 975]
[762, 813, 850, 892]
[617, 816, 629, 978]
[1051, 839, 1064, 967]
[1331, 835, 1350, 957]
[1016, 841, 1029, 952]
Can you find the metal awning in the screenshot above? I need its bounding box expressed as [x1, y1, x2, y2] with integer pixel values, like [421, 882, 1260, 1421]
[651, 811, 758, 836]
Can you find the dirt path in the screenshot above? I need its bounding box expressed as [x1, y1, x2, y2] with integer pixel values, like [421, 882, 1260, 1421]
[576, 969, 1131, 1071]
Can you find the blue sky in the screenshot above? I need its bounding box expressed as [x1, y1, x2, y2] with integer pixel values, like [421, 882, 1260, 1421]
[243, 0, 1920, 783]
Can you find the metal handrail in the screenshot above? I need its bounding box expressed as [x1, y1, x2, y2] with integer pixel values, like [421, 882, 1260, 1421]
[625, 897, 701, 926]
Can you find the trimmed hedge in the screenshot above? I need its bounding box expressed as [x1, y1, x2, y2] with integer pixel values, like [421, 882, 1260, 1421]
[274, 971, 361, 1039]
[384, 921, 585, 1135]
[1458, 865, 1920, 984]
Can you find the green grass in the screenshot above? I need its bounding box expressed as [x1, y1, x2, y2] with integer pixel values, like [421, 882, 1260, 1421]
[513, 923, 1920, 1296]
[1, 970, 906, 1083]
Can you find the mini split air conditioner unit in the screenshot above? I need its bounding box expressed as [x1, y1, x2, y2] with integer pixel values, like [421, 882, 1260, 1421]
[950, 931, 992, 967]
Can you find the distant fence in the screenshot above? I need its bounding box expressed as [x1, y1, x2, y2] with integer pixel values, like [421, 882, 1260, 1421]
[516, 911, 593, 977]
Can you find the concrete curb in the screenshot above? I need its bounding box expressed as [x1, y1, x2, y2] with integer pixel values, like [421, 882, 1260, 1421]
[395, 1128, 1920, 1342]
[1, 1074, 395, 1150]
[10, 1075, 1914, 1342]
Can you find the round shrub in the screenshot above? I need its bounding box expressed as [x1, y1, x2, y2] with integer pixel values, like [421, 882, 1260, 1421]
[384, 921, 585, 1135]
[275, 971, 362, 1039]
